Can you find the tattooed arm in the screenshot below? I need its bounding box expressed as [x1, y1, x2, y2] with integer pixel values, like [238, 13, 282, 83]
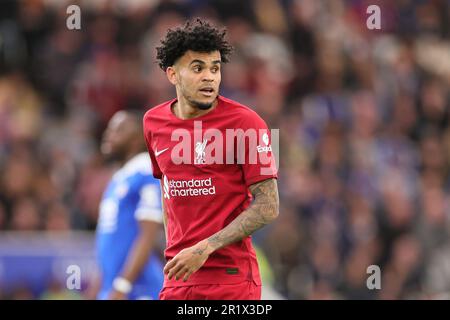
[206, 178, 279, 251]
[163, 178, 279, 281]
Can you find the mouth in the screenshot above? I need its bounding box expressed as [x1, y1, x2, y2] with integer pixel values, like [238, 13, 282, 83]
[199, 87, 215, 97]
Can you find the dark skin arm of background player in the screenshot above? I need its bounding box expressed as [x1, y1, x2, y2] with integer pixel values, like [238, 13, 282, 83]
[108, 220, 160, 299]
[164, 178, 279, 281]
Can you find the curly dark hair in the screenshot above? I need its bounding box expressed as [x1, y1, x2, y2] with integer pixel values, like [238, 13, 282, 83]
[156, 18, 233, 71]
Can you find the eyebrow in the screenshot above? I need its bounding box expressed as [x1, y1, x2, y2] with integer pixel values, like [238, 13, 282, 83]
[189, 59, 222, 66]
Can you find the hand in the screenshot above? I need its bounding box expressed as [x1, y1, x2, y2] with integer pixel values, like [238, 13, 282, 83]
[108, 290, 127, 300]
[164, 240, 213, 282]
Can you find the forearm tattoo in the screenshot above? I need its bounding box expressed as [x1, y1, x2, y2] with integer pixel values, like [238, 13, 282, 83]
[207, 178, 279, 251]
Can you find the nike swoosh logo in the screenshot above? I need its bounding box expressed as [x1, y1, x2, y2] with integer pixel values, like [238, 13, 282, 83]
[155, 147, 169, 157]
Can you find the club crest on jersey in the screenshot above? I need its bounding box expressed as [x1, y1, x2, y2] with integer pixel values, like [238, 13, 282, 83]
[257, 132, 272, 153]
[194, 138, 208, 165]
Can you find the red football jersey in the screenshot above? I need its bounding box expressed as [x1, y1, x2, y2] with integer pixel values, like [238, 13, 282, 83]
[143, 95, 278, 287]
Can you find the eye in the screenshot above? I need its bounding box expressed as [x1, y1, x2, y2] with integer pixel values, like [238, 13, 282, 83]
[211, 66, 219, 73]
[193, 65, 202, 72]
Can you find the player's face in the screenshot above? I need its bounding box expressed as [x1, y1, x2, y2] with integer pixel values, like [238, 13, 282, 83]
[101, 112, 133, 160]
[174, 50, 221, 110]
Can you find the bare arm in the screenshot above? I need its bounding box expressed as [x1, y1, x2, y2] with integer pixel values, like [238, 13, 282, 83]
[117, 220, 160, 282]
[205, 178, 279, 252]
[164, 178, 279, 281]
[109, 220, 160, 299]
[109, 181, 165, 299]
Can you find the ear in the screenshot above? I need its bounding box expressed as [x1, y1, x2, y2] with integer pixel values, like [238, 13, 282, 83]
[166, 66, 177, 85]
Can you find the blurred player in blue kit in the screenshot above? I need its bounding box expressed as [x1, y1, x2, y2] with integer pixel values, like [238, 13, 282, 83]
[95, 110, 164, 300]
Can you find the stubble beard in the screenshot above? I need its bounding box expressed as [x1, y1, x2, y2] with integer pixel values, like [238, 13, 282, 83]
[183, 93, 216, 110]
[180, 82, 217, 110]
[191, 99, 214, 110]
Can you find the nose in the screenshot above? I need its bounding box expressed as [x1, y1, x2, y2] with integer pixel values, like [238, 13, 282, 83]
[202, 70, 215, 82]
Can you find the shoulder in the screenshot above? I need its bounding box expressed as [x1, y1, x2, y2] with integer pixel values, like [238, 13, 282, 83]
[121, 152, 154, 177]
[220, 96, 258, 117]
[219, 96, 268, 128]
[143, 99, 175, 125]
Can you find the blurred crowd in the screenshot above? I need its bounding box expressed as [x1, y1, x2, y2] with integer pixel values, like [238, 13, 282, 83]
[1, 0, 450, 299]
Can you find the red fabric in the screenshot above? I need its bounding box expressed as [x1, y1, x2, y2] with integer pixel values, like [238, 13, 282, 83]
[159, 281, 262, 300]
[143, 95, 278, 288]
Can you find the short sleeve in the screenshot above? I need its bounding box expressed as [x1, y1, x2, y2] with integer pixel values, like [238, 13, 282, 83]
[239, 112, 278, 187]
[134, 178, 163, 223]
[143, 118, 162, 179]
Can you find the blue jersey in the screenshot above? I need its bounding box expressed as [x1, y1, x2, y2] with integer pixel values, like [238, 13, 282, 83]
[96, 152, 164, 300]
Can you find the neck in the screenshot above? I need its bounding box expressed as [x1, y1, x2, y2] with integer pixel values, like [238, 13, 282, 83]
[120, 150, 140, 167]
[173, 93, 218, 120]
